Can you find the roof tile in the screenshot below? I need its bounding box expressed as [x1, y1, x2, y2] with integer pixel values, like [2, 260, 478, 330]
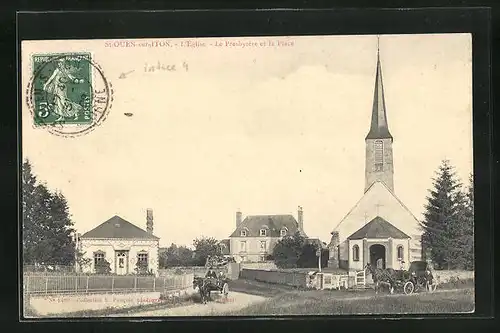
[229, 214, 307, 238]
[347, 216, 410, 240]
[81, 215, 159, 240]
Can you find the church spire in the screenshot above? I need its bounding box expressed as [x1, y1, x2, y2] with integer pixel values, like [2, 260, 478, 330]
[364, 36, 395, 193]
[365, 36, 393, 141]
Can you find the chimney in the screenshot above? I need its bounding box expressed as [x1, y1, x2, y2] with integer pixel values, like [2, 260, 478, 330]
[298, 206, 303, 231]
[236, 211, 242, 228]
[146, 208, 153, 234]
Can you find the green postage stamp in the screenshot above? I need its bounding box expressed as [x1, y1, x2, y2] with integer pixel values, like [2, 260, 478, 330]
[32, 53, 93, 125]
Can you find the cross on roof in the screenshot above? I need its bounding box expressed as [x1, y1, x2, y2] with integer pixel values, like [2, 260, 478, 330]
[375, 202, 383, 216]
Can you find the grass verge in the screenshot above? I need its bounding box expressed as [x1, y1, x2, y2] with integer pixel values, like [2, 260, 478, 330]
[222, 287, 474, 315]
[221, 278, 474, 316]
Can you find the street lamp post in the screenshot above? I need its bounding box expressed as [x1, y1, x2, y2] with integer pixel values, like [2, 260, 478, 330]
[316, 248, 322, 272]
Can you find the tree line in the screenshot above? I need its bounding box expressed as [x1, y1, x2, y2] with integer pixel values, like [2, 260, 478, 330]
[22, 158, 474, 272]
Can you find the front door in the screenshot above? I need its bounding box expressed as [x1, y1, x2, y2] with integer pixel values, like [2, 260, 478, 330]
[116, 251, 129, 275]
[369, 244, 386, 269]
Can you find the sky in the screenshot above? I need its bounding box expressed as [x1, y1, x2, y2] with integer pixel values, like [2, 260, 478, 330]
[21, 33, 473, 248]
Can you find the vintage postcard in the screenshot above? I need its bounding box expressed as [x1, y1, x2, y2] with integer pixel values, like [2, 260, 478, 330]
[21, 34, 474, 318]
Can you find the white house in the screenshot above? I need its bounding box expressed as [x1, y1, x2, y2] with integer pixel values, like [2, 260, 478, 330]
[79, 209, 160, 275]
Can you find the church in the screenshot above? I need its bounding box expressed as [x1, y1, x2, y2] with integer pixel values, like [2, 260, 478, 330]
[327, 40, 423, 272]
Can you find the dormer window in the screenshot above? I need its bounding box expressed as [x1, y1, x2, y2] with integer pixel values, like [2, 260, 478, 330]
[280, 228, 287, 237]
[240, 228, 248, 237]
[260, 229, 267, 237]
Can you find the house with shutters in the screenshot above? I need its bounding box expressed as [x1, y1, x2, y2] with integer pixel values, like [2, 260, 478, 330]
[78, 209, 160, 275]
[226, 206, 323, 263]
[327, 39, 422, 272]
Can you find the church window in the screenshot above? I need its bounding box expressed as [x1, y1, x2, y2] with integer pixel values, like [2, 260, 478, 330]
[280, 228, 287, 237]
[260, 228, 267, 237]
[374, 140, 383, 171]
[240, 241, 247, 252]
[240, 229, 247, 237]
[352, 245, 360, 262]
[397, 245, 404, 260]
[260, 241, 267, 250]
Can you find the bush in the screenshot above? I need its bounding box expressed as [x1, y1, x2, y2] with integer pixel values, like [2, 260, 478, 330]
[134, 260, 153, 275]
[94, 259, 111, 274]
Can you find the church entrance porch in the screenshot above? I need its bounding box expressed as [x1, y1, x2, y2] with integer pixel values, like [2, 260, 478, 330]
[369, 244, 386, 269]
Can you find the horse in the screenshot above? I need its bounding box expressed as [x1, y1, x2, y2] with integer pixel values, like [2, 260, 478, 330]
[193, 276, 221, 304]
[364, 263, 397, 294]
[193, 276, 211, 304]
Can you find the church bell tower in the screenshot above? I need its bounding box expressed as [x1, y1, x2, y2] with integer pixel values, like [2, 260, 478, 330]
[365, 37, 394, 193]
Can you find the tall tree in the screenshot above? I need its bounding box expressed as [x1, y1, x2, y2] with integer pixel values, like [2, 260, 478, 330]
[448, 174, 474, 270]
[160, 243, 195, 267]
[272, 232, 306, 269]
[421, 160, 463, 269]
[192, 236, 221, 266]
[22, 159, 76, 266]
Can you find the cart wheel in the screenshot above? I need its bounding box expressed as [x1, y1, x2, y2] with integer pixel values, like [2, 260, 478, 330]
[403, 281, 415, 295]
[426, 280, 438, 292]
[222, 282, 229, 298]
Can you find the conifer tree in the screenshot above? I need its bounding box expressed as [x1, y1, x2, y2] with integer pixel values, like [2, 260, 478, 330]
[449, 174, 474, 270]
[421, 160, 463, 269]
[22, 159, 76, 266]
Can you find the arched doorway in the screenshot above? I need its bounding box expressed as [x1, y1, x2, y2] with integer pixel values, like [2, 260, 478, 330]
[369, 244, 386, 269]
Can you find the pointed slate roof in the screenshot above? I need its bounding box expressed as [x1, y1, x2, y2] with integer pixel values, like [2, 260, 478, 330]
[365, 39, 393, 141]
[347, 216, 410, 240]
[230, 214, 307, 238]
[81, 215, 159, 240]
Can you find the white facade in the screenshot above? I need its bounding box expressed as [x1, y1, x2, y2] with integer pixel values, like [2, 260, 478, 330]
[348, 239, 364, 271]
[345, 237, 411, 271]
[334, 181, 423, 266]
[79, 238, 159, 276]
[229, 236, 280, 262]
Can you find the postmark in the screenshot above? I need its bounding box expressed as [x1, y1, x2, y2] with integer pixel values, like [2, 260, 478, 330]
[26, 52, 113, 137]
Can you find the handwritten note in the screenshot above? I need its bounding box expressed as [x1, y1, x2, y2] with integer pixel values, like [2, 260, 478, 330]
[144, 61, 189, 73]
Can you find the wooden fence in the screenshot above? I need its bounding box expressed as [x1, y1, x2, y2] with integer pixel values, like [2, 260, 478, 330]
[23, 273, 194, 295]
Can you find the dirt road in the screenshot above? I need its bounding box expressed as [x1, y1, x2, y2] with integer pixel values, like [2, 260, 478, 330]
[111, 292, 267, 317]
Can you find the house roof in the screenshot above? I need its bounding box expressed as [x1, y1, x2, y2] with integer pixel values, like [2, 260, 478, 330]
[81, 215, 159, 240]
[347, 216, 410, 240]
[219, 239, 231, 255]
[229, 214, 307, 238]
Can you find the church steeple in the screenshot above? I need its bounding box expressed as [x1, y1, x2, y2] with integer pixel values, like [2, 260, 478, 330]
[364, 36, 395, 193]
[365, 36, 393, 141]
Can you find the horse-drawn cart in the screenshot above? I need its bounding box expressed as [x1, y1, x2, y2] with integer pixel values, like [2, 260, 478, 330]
[392, 261, 438, 295]
[365, 260, 438, 295]
[192, 255, 231, 304]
